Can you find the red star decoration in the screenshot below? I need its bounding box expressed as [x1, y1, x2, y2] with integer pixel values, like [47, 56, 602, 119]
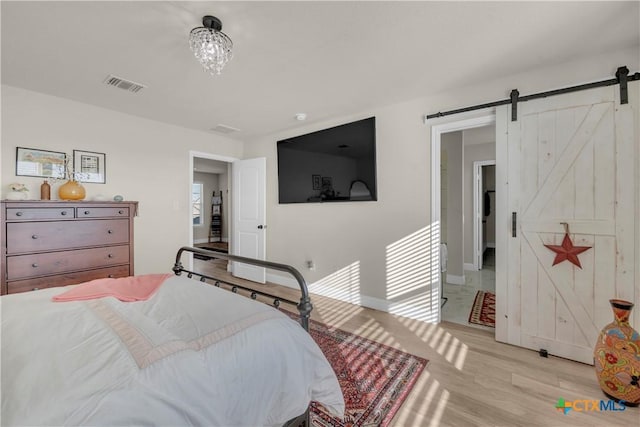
[544, 233, 592, 269]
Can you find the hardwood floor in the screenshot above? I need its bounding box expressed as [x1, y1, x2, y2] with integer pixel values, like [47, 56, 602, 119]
[193, 258, 636, 427]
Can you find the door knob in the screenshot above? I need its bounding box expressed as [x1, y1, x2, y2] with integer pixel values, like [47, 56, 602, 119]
[257, 225, 266, 229]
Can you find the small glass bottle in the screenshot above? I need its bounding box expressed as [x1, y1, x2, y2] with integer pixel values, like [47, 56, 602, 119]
[40, 180, 51, 200]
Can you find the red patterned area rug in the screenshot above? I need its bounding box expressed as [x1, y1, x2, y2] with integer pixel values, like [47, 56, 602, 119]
[469, 290, 496, 328]
[288, 313, 428, 427]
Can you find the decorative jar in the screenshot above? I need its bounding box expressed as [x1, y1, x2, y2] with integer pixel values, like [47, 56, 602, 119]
[40, 180, 51, 200]
[58, 180, 86, 200]
[594, 299, 640, 406]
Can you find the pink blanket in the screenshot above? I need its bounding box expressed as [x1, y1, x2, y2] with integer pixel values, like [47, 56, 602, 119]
[52, 274, 172, 302]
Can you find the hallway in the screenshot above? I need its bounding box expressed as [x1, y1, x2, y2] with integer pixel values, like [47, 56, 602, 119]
[442, 248, 495, 330]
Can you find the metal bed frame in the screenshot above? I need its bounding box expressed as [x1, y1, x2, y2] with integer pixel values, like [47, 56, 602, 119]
[172, 246, 313, 427]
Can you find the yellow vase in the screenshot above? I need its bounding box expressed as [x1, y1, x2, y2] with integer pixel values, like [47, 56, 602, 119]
[58, 180, 86, 200]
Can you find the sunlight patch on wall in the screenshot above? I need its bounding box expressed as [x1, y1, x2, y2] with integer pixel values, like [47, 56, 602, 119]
[386, 224, 440, 299]
[384, 223, 441, 323]
[309, 261, 361, 305]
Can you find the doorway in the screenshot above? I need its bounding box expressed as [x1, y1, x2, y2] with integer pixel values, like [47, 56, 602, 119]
[188, 152, 268, 283]
[473, 160, 496, 271]
[189, 151, 236, 273]
[192, 157, 230, 251]
[430, 114, 496, 328]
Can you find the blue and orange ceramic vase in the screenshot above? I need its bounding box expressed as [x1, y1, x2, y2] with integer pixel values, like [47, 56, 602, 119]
[593, 299, 640, 406]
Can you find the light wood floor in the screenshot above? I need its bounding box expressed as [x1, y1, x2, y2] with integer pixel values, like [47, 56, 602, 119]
[193, 259, 636, 427]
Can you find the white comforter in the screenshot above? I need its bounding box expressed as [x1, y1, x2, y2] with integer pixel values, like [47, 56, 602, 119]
[0, 275, 344, 426]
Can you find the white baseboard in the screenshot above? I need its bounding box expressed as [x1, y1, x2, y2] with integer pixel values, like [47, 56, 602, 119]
[446, 274, 466, 285]
[266, 272, 299, 289]
[266, 273, 439, 323]
[463, 263, 477, 272]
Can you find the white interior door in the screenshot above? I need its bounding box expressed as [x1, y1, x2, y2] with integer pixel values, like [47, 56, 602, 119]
[231, 157, 266, 283]
[474, 162, 484, 271]
[495, 85, 637, 364]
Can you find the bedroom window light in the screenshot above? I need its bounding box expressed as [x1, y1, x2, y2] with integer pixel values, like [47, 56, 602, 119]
[192, 183, 203, 225]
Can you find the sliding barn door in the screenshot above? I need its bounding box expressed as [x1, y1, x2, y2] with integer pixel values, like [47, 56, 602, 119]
[495, 85, 637, 364]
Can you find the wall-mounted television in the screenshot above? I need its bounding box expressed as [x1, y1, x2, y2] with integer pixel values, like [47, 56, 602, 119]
[277, 117, 377, 204]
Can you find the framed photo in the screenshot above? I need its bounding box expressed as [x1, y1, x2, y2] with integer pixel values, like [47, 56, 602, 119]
[322, 176, 333, 188]
[312, 174, 321, 190]
[73, 150, 106, 183]
[16, 147, 66, 179]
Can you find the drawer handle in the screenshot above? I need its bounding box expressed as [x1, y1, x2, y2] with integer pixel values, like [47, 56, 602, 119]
[84, 210, 90, 215]
[32, 287, 40, 291]
[107, 229, 113, 234]
[32, 235, 38, 239]
[118, 210, 124, 214]
[108, 254, 114, 258]
[32, 263, 38, 268]
[15, 211, 23, 217]
[108, 275, 115, 278]
[61, 211, 68, 216]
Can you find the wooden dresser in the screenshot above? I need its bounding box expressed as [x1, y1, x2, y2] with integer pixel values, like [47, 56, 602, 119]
[1, 200, 138, 295]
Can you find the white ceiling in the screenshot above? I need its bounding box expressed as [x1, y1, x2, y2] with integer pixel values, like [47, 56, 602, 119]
[2, 1, 638, 140]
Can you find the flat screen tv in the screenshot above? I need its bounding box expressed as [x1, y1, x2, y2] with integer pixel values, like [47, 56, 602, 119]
[277, 117, 377, 204]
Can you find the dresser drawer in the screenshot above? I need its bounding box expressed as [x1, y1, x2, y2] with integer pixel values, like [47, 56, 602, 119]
[6, 219, 129, 254]
[6, 207, 75, 220]
[6, 245, 130, 280]
[77, 207, 129, 218]
[6, 265, 131, 294]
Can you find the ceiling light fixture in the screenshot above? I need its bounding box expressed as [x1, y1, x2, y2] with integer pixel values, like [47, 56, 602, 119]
[295, 113, 307, 121]
[189, 15, 233, 76]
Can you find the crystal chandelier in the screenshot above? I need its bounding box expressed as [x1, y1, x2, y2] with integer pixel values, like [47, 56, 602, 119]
[189, 15, 233, 75]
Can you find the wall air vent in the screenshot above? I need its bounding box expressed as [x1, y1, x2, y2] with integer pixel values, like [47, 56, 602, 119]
[103, 74, 146, 93]
[210, 124, 241, 134]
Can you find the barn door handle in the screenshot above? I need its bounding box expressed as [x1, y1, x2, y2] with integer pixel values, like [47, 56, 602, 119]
[512, 212, 517, 237]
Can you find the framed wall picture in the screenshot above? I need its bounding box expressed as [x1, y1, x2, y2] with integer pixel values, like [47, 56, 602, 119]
[73, 150, 106, 183]
[16, 147, 66, 179]
[312, 174, 321, 190]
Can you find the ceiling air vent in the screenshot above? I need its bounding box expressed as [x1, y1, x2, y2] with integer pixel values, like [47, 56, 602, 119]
[103, 74, 146, 93]
[210, 124, 241, 134]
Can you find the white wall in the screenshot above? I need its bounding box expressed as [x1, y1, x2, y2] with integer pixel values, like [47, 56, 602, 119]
[245, 102, 435, 320]
[441, 131, 464, 280]
[243, 47, 638, 321]
[1, 85, 243, 273]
